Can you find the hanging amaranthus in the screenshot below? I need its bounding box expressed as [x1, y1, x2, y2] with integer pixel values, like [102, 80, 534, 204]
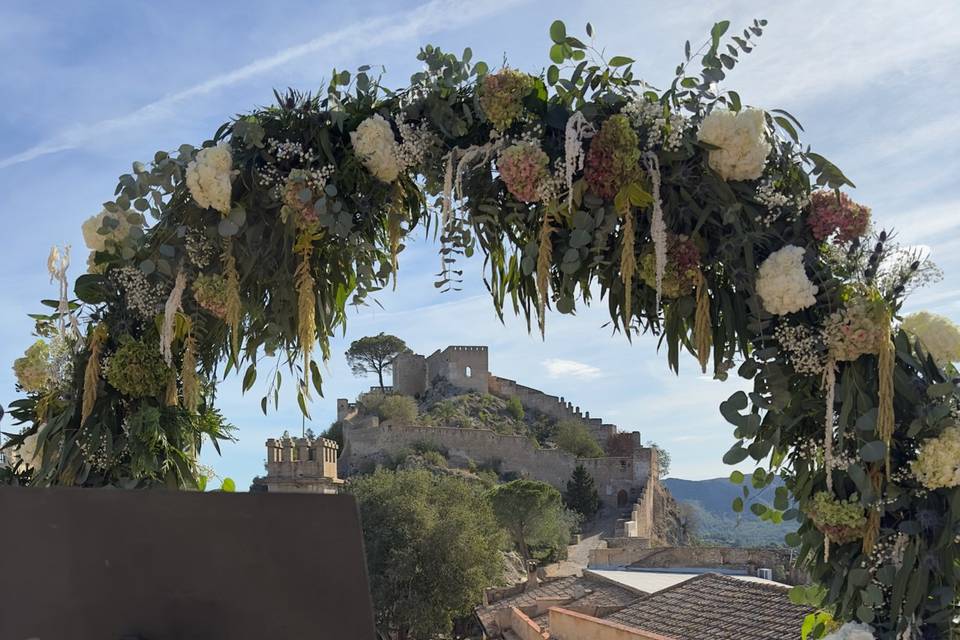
[563, 112, 593, 215]
[536, 209, 556, 337]
[80, 323, 108, 427]
[294, 229, 317, 395]
[823, 357, 837, 494]
[863, 469, 884, 554]
[642, 153, 666, 309]
[387, 208, 403, 290]
[876, 313, 895, 478]
[161, 271, 187, 367]
[619, 202, 637, 330]
[694, 270, 712, 373]
[181, 335, 200, 414]
[221, 238, 242, 360]
[47, 245, 80, 337]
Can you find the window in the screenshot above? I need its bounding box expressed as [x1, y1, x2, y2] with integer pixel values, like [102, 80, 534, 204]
[465, 366, 472, 378]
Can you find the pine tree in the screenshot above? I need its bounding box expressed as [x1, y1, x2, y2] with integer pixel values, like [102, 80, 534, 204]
[564, 464, 600, 520]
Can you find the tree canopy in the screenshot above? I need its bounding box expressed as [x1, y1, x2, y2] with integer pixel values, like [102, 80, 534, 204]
[554, 420, 604, 458]
[349, 468, 505, 639]
[564, 464, 601, 520]
[345, 333, 409, 389]
[487, 479, 576, 566]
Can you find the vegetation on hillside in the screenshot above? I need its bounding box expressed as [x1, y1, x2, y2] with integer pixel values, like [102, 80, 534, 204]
[564, 464, 601, 520]
[554, 420, 604, 458]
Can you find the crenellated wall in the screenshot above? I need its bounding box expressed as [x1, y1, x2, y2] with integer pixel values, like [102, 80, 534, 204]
[488, 375, 617, 445]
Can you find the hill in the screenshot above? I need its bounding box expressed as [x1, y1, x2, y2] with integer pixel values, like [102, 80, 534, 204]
[664, 475, 791, 548]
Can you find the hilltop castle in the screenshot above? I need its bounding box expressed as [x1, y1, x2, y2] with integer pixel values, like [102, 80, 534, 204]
[335, 345, 675, 542]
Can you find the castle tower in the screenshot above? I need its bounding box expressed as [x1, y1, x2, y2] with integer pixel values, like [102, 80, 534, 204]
[251, 430, 344, 494]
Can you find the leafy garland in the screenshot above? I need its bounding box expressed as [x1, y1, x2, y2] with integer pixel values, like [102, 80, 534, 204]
[3, 18, 959, 639]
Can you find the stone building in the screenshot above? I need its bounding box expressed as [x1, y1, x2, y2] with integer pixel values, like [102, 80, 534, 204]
[250, 431, 343, 494]
[338, 345, 674, 541]
[393, 345, 618, 444]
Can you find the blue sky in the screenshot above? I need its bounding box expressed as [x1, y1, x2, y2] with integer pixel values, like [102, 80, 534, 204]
[1, 1, 957, 487]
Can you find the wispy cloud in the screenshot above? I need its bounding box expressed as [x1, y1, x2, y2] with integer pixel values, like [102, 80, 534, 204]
[0, 0, 526, 170]
[542, 358, 602, 380]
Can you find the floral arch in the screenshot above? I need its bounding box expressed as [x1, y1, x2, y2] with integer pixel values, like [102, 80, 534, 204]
[5, 19, 959, 639]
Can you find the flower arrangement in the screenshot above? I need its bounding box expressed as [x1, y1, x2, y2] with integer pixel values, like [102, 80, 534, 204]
[350, 114, 401, 183]
[192, 274, 231, 320]
[806, 491, 868, 545]
[638, 233, 700, 298]
[824, 293, 889, 361]
[697, 108, 771, 181]
[479, 68, 533, 131]
[186, 142, 233, 215]
[808, 191, 871, 244]
[103, 335, 173, 398]
[497, 142, 551, 203]
[13, 340, 53, 393]
[823, 622, 876, 640]
[911, 426, 960, 490]
[584, 113, 641, 200]
[901, 311, 960, 367]
[756, 245, 818, 315]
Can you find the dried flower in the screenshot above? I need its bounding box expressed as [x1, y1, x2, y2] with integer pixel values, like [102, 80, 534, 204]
[104, 335, 172, 398]
[479, 69, 533, 131]
[498, 142, 550, 203]
[901, 311, 960, 367]
[911, 426, 960, 490]
[351, 114, 401, 183]
[808, 191, 871, 244]
[638, 233, 700, 298]
[584, 114, 640, 200]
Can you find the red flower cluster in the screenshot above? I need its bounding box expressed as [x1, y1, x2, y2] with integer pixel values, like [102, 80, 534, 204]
[584, 114, 640, 201]
[807, 190, 870, 244]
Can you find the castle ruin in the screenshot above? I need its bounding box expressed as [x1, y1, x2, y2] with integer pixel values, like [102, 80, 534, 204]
[338, 345, 670, 540]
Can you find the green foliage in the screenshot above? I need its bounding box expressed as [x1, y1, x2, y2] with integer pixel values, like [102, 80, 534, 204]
[646, 440, 671, 477]
[506, 396, 525, 420]
[349, 469, 505, 638]
[344, 333, 409, 389]
[420, 450, 447, 468]
[320, 421, 343, 448]
[554, 420, 604, 458]
[487, 479, 575, 565]
[359, 391, 418, 424]
[564, 464, 600, 519]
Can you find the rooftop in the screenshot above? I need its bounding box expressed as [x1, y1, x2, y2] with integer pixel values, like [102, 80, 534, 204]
[603, 572, 812, 640]
[587, 568, 785, 594]
[477, 574, 639, 635]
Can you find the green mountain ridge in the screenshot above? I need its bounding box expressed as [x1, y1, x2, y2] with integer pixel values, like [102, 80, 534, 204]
[663, 475, 791, 548]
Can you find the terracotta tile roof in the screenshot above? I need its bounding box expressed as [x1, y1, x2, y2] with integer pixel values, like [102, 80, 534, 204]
[477, 575, 639, 635]
[604, 573, 813, 640]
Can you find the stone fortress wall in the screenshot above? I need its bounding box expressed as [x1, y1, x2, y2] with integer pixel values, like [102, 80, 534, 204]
[339, 345, 665, 529]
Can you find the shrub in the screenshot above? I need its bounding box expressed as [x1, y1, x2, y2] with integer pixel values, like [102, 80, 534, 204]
[554, 421, 604, 458]
[362, 392, 419, 424]
[421, 450, 447, 468]
[506, 396, 525, 420]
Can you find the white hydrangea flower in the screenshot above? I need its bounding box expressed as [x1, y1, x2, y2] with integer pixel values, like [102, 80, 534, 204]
[911, 426, 960, 490]
[186, 142, 234, 215]
[902, 311, 960, 366]
[697, 108, 771, 181]
[350, 114, 402, 183]
[756, 245, 818, 315]
[81, 208, 136, 266]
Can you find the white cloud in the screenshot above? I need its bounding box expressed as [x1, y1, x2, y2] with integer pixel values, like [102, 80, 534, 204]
[542, 358, 602, 380]
[0, 0, 527, 170]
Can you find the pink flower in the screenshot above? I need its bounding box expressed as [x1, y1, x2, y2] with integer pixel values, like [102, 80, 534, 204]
[808, 190, 870, 244]
[498, 143, 550, 203]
